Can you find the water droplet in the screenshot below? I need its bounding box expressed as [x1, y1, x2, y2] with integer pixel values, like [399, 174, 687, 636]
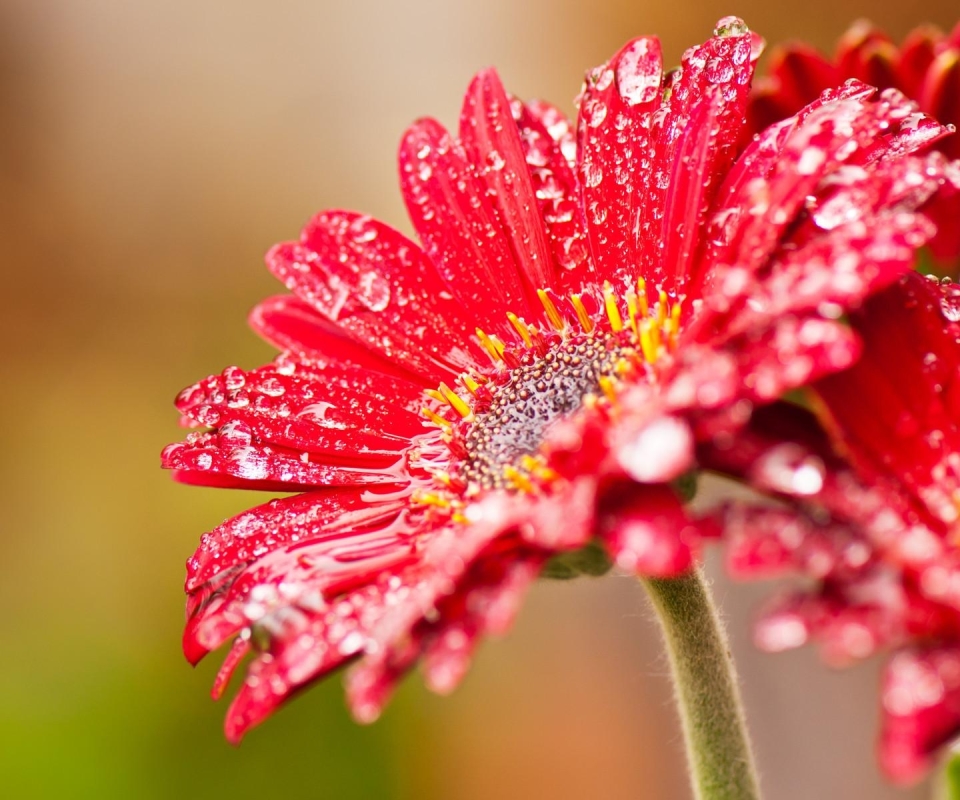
[219, 420, 254, 447]
[259, 377, 285, 397]
[705, 57, 734, 84]
[714, 16, 749, 38]
[486, 150, 506, 171]
[588, 201, 607, 225]
[594, 68, 614, 91]
[796, 147, 826, 176]
[357, 271, 391, 312]
[222, 366, 246, 391]
[582, 160, 603, 188]
[940, 284, 960, 322]
[617, 416, 694, 482]
[583, 97, 608, 127]
[196, 405, 221, 426]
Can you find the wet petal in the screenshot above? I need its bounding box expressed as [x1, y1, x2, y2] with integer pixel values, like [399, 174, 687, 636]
[249, 296, 426, 380]
[398, 117, 535, 336]
[459, 70, 555, 294]
[512, 99, 593, 291]
[880, 647, 960, 784]
[267, 211, 489, 380]
[599, 483, 700, 577]
[576, 36, 663, 289]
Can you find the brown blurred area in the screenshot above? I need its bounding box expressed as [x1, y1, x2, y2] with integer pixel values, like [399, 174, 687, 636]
[2, 1, 957, 797]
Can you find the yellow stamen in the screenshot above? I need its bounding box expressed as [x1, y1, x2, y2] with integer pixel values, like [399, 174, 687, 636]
[603, 281, 624, 332]
[421, 407, 451, 428]
[639, 320, 658, 363]
[506, 312, 534, 347]
[649, 316, 662, 353]
[537, 289, 566, 331]
[412, 490, 451, 508]
[462, 374, 481, 395]
[520, 454, 559, 483]
[626, 291, 641, 339]
[439, 382, 472, 418]
[503, 464, 534, 493]
[476, 328, 502, 362]
[598, 374, 619, 405]
[658, 289, 669, 327]
[570, 294, 594, 333]
[669, 301, 683, 349]
[636, 278, 649, 316]
[424, 388, 445, 403]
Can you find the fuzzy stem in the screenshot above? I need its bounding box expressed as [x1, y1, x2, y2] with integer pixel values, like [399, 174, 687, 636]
[642, 569, 761, 800]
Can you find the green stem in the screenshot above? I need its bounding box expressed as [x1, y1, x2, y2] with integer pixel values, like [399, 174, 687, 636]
[642, 569, 761, 800]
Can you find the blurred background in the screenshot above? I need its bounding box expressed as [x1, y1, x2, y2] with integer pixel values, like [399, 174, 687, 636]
[2, 0, 958, 797]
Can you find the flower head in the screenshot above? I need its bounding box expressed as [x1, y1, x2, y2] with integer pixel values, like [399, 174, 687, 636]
[164, 18, 954, 742]
[749, 20, 960, 263]
[703, 272, 960, 782]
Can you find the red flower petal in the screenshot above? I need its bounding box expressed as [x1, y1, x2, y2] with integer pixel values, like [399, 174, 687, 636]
[398, 117, 536, 336]
[648, 23, 760, 293]
[599, 483, 700, 577]
[576, 35, 663, 289]
[248, 296, 425, 380]
[174, 362, 426, 457]
[817, 274, 960, 527]
[459, 70, 555, 295]
[898, 26, 941, 98]
[512, 99, 593, 291]
[835, 21, 893, 77]
[186, 498, 417, 661]
[267, 211, 490, 381]
[920, 49, 960, 160]
[222, 559, 421, 742]
[184, 488, 408, 594]
[767, 44, 838, 113]
[161, 431, 406, 493]
[346, 552, 543, 720]
[880, 647, 960, 784]
[721, 503, 874, 580]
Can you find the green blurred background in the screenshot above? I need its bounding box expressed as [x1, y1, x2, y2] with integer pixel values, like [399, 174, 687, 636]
[2, 1, 958, 797]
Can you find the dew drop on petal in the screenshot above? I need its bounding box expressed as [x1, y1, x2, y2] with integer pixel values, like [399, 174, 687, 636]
[714, 16, 749, 38]
[582, 160, 603, 188]
[616, 38, 662, 106]
[617, 416, 694, 482]
[939, 284, 960, 322]
[222, 366, 246, 391]
[357, 271, 391, 312]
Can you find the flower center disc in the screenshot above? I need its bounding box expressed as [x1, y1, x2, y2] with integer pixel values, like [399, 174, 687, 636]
[458, 334, 628, 488]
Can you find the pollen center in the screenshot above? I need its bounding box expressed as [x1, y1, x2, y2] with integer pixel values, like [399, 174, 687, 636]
[460, 335, 625, 489]
[416, 281, 683, 501]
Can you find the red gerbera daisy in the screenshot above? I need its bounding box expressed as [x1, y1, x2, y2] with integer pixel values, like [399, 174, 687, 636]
[748, 19, 960, 264]
[163, 18, 955, 743]
[701, 272, 960, 782]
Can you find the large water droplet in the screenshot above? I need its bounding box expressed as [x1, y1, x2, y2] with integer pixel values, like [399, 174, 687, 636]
[582, 161, 603, 188]
[357, 271, 391, 312]
[714, 16, 748, 37]
[940, 284, 960, 322]
[616, 37, 662, 106]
